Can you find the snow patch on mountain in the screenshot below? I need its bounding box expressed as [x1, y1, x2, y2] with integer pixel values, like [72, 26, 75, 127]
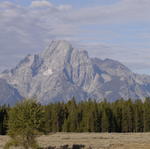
[105, 91, 112, 95]
[43, 68, 53, 76]
[101, 73, 112, 82]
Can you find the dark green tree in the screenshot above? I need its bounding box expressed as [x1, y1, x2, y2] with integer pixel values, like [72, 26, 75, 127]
[143, 98, 150, 132]
[0, 105, 8, 135]
[79, 100, 98, 132]
[100, 101, 112, 132]
[134, 100, 144, 132]
[112, 99, 124, 132]
[62, 98, 78, 132]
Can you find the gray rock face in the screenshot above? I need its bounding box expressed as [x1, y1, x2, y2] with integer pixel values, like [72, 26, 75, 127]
[0, 79, 23, 105]
[1, 40, 150, 104]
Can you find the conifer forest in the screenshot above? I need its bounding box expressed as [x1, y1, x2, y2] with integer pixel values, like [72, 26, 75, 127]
[1, 98, 150, 135]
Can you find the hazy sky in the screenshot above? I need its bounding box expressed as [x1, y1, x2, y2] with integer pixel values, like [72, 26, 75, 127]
[0, 0, 150, 74]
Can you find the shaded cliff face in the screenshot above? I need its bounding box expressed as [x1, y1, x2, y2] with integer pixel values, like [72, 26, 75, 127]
[1, 40, 150, 105]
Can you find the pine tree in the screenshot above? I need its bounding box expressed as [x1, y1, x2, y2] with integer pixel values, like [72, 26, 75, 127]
[101, 101, 111, 132]
[0, 106, 8, 135]
[112, 99, 123, 132]
[127, 99, 135, 132]
[134, 100, 144, 132]
[79, 100, 98, 132]
[44, 104, 53, 132]
[101, 110, 109, 132]
[62, 98, 78, 132]
[50, 103, 65, 132]
[143, 98, 150, 132]
[121, 101, 129, 132]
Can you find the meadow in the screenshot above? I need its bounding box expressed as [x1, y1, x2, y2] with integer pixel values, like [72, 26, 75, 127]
[1, 133, 150, 149]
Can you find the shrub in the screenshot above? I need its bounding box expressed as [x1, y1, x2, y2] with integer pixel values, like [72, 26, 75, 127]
[4, 99, 45, 149]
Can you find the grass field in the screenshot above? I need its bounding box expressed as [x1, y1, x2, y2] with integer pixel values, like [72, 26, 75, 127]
[1, 133, 150, 149]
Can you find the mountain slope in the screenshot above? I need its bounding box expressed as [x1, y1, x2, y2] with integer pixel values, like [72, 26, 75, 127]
[0, 40, 150, 104]
[0, 79, 23, 105]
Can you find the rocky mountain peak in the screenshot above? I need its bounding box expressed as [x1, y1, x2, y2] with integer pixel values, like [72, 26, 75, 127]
[39, 40, 74, 70]
[41, 40, 73, 59]
[1, 40, 150, 105]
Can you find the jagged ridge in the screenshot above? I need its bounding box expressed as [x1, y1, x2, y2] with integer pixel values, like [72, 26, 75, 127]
[0, 40, 150, 105]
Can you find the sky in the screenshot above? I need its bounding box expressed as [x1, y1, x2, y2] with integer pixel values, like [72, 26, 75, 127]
[0, 0, 150, 74]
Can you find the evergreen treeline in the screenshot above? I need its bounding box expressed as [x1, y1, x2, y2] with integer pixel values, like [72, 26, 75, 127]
[1, 98, 150, 135]
[0, 105, 8, 135]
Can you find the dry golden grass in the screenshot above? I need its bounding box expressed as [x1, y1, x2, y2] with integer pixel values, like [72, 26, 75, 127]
[1, 133, 150, 149]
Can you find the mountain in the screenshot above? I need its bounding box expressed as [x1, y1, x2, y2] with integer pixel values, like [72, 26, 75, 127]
[0, 79, 23, 105]
[1, 40, 150, 104]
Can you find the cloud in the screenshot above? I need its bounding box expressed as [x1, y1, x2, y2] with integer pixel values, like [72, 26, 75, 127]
[58, 5, 72, 11]
[0, 0, 150, 74]
[65, 0, 150, 25]
[75, 41, 150, 74]
[30, 0, 53, 8]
